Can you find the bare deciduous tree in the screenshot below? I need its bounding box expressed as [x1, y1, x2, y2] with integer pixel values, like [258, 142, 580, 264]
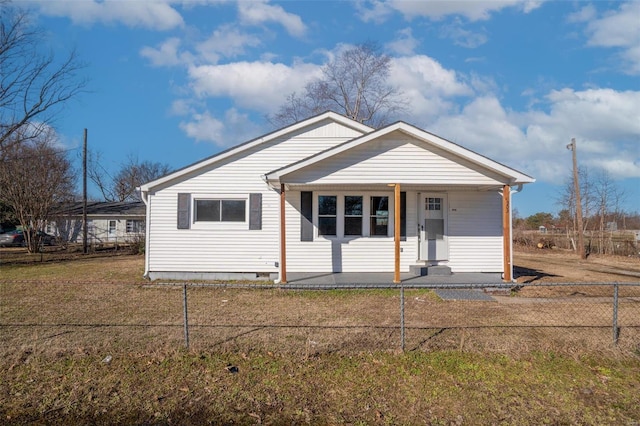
[88, 153, 171, 202]
[557, 166, 628, 255]
[0, 128, 75, 252]
[270, 42, 406, 128]
[593, 170, 626, 254]
[0, 2, 87, 156]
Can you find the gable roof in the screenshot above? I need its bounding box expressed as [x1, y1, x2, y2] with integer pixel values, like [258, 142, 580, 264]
[264, 121, 535, 186]
[139, 111, 373, 193]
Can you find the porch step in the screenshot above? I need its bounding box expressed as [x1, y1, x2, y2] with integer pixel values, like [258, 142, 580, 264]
[410, 265, 452, 277]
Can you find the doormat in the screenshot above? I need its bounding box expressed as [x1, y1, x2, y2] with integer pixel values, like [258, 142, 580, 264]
[434, 289, 496, 301]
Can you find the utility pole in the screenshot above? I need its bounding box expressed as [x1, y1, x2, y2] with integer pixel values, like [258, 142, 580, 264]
[567, 138, 586, 259]
[83, 128, 88, 254]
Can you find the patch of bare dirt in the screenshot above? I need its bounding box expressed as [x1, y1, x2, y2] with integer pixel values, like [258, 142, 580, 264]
[513, 247, 640, 298]
[514, 247, 640, 283]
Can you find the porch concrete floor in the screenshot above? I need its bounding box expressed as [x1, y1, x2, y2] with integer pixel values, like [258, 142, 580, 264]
[283, 272, 508, 289]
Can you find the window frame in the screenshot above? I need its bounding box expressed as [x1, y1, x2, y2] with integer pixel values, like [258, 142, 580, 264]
[344, 195, 363, 236]
[126, 219, 145, 234]
[191, 194, 248, 229]
[317, 195, 338, 237]
[369, 195, 390, 237]
[314, 191, 395, 239]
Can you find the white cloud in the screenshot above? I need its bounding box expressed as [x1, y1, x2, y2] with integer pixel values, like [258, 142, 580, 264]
[440, 18, 488, 48]
[237, 0, 306, 37]
[579, 2, 640, 75]
[354, 0, 392, 23]
[140, 37, 193, 67]
[179, 110, 224, 144]
[567, 4, 596, 23]
[169, 99, 196, 116]
[389, 55, 473, 119]
[196, 24, 262, 63]
[35, 0, 185, 30]
[429, 88, 640, 182]
[179, 108, 262, 146]
[385, 28, 420, 56]
[187, 60, 322, 112]
[358, 0, 545, 22]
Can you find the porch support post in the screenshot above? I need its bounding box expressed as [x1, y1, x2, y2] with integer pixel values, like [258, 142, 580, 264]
[280, 183, 287, 284]
[502, 185, 512, 282]
[394, 183, 401, 284]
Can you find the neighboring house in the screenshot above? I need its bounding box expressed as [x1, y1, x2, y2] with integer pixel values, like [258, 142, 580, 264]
[50, 201, 146, 244]
[140, 112, 534, 282]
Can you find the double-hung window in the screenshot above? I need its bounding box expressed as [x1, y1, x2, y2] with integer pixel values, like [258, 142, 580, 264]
[370, 196, 389, 236]
[344, 196, 363, 236]
[195, 199, 246, 222]
[318, 195, 337, 236]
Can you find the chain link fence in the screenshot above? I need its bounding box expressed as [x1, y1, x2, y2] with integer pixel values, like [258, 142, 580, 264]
[2, 281, 639, 357]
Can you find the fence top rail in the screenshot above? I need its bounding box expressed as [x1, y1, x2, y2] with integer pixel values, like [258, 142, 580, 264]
[146, 281, 640, 290]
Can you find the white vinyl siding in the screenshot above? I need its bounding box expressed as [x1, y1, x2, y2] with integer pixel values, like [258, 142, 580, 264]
[145, 117, 511, 276]
[286, 190, 419, 273]
[147, 121, 364, 274]
[447, 191, 503, 273]
[283, 136, 505, 186]
[51, 217, 144, 243]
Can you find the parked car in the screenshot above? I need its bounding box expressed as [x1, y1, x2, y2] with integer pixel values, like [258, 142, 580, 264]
[0, 230, 56, 247]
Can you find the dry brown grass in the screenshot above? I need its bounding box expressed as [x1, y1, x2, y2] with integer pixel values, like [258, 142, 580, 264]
[2, 248, 640, 424]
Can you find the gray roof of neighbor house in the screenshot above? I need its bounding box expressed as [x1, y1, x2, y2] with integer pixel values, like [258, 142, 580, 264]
[54, 201, 145, 217]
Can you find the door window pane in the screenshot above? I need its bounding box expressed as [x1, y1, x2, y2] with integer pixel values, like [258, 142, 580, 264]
[344, 196, 362, 236]
[318, 195, 337, 236]
[370, 196, 389, 236]
[426, 197, 442, 211]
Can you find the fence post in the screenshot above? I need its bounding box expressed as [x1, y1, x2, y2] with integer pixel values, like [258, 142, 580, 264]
[183, 284, 190, 349]
[613, 283, 619, 346]
[400, 283, 405, 352]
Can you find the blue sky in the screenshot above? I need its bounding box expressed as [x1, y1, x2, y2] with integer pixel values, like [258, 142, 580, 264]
[25, 0, 640, 217]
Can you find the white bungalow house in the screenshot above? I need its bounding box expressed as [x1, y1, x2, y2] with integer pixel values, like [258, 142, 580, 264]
[49, 201, 146, 244]
[139, 112, 534, 282]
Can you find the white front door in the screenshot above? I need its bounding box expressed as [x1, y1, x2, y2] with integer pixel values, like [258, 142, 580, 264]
[420, 195, 448, 263]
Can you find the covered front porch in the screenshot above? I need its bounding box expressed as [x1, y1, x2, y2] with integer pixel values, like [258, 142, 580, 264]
[272, 182, 515, 284]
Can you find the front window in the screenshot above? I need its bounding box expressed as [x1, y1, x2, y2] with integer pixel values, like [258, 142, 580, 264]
[126, 220, 145, 233]
[370, 196, 389, 236]
[344, 196, 363, 236]
[318, 195, 337, 236]
[195, 199, 246, 222]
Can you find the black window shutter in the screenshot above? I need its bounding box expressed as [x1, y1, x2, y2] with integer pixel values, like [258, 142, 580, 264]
[400, 191, 406, 238]
[300, 191, 313, 241]
[249, 193, 262, 230]
[177, 193, 190, 229]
